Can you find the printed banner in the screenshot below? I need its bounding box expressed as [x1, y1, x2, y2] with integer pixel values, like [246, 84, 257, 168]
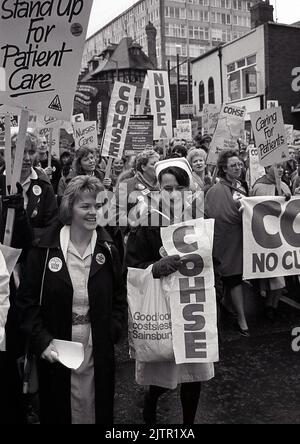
[207, 104, 245, 166]
[73, 121, 97, 151]
[102, 81, 136, 159]
[248, 146, 265, 188]
[243, 197, 300, 279]
[124, 115, 153, 156]
[202, 104, 220, 137]
[161, 219, 219, 365]
[0, 0, 93, 120]
[148, 70, 172, 140]
[250, 107, 289, 167]
[176, 120, 192, 141]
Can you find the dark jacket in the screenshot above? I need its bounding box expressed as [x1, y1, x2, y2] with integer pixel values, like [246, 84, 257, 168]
[17, 223, 127, 424]
[126, 226, 162, 270]
[205, 179, 248, 277]
[0, 168, 58, 247]
[39, 156, 62, 194]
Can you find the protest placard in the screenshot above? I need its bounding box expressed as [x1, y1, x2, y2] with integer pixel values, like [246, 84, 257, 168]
[250, 107, 289, 167]
[243, 197, 300, 279]
[0, 0, 93, 120]
[202, 104, 220, 137]
[124, 115, 154, 156]
[176, 120, 192, 141]
[207, 104, 246, 166]
[248, 146, 265, 188]
[102, 81, 136, 160]
[73, 121, 97, 151]
[161, 219, 219, 365]
[35, 126, 60, 158]
[148, 70, 172, 140]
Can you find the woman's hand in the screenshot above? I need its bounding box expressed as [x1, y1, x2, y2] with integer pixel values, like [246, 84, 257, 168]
[41, 342, 59, 364]
[152, 255, 181, 279]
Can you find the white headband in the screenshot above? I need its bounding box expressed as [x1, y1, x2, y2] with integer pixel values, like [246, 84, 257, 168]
[155, 158, 193, 183]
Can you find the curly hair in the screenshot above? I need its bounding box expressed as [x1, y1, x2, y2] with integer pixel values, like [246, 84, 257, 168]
[73, 147, 95, 176]
[217, 149, 240, 179]
[136, 150, 159, 173]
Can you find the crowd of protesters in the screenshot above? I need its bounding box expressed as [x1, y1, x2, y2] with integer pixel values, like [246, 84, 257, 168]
[0, 129, 300, 425]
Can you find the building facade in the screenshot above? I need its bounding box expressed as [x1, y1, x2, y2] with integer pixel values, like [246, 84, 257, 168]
[83, 0, 254, 78]
[191, 19, 300, 130]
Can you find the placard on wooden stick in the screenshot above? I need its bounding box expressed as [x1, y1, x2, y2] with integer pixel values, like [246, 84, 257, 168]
[4, 109, 29, 246]
[4, 114, 12, 193]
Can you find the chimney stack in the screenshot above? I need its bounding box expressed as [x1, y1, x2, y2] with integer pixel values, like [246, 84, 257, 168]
[146, 22, 157, 69]
[250, 0, 274, 29]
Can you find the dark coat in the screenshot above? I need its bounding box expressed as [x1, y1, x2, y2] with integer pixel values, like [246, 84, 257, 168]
[126, 226, 162, 270]
[17, 224, 127, 424]
[0, 168, 59, 247]
[205, 179, 248, 277]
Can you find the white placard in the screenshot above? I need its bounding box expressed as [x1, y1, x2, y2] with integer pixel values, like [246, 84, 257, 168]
[148, 70, 172, 140]
[161, 219, 219, 365]
[0, 0, 93, 120]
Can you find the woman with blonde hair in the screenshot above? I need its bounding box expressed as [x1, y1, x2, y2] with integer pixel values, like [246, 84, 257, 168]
[187, 148, 211, 194]
[18, 176, 127, 424]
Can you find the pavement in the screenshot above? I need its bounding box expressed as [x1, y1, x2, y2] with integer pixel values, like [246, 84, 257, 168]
[114, 299, 300, 425]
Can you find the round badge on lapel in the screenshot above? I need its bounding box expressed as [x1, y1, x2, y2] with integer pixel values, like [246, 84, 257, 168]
[33, 185, 42, 197]
[96, 253, 106, 266]
[48, 258, 63, 273]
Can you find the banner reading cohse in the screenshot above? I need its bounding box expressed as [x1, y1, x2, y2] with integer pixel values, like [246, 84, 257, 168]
[207, 104, 245, 166]
[161, 219, 219, 365]
[243, 197, 300, 279]
[102, 81, 136, 159]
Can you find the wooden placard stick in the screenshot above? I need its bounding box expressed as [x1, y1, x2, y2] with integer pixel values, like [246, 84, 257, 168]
[48, 128, 53, 168]
[274, 165, 282, 197]
[211, 165, 218, 185]
[105, 157, 113, 180]
[4, 114, 12, 194]
[4, 109, 29, 246]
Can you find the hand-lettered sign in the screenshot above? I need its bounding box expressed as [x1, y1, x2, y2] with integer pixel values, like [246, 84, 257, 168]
[0, 0, 93, 120]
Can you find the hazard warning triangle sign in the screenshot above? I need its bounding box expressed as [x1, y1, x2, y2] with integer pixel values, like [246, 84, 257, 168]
[159, 127, 168, 139]
[48, 95, 62, 112]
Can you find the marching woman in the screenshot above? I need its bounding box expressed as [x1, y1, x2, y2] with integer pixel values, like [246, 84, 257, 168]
[205, 150, 249, 337]
[251, 162, 291, 319]
[17, 176, 127, 424]
[126, 158, 214, 425]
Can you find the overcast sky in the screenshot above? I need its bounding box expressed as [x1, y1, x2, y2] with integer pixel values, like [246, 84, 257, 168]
[87, 0, 300, 37]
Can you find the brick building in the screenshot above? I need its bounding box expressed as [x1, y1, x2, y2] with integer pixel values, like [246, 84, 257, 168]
[83, 0, 254, 80]
[191, 1, 300, 129]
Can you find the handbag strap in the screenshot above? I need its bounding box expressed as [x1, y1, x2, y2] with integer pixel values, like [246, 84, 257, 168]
[39, 249, 49, 306]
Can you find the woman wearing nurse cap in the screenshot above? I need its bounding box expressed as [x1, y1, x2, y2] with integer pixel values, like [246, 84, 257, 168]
[126, 157, 214, 425]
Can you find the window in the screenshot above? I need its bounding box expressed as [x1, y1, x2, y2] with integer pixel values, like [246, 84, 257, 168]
[199, 81, 205, 112]
[227, 55, 257, 101]
[208, 78, 215, 104]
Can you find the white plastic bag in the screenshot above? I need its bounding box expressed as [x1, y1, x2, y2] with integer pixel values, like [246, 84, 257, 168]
[127, 265, 174, 362]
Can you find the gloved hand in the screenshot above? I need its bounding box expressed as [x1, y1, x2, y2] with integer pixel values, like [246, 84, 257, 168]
[2, 182, 25, 214]
[152, 255, 181, 279]
[284, 193, 291, 202]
